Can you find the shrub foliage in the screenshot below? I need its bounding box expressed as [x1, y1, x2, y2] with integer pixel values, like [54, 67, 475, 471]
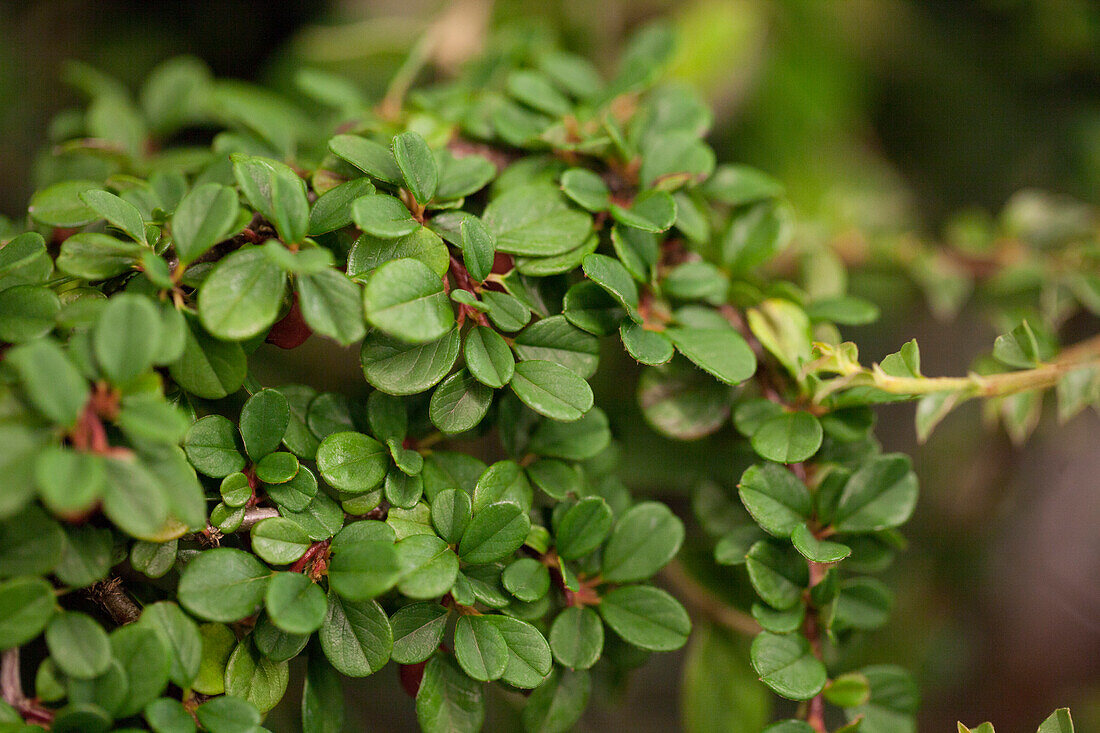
[0, 22, 1094, 733]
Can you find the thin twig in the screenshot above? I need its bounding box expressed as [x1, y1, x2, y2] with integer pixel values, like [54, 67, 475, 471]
[658, 561, 760, 636]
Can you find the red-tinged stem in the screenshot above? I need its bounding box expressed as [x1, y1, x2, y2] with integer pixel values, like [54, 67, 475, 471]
[290, 540, 330, 575]
[1, 649, 54, 726]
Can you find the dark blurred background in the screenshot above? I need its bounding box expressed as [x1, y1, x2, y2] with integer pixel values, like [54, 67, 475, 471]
[3, 1, 1099, 730]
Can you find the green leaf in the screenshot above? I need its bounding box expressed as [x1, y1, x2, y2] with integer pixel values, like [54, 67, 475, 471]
[328, 135, 402, 185]
[302, 654, 345, 733]
[834, 577, 892, 631]
[1037, 709, 1075, 733]
[560, 168, 610, 212]
[745, 540, 808, 610]
[184, 416, 245, 478]
[454, 614, 508, 681]
[264, 572, 327, 634]
[316, 431, 388, 494]
[993, 320, 1042, 369]
[363, 258, 453, 343]
[250, 517, 311, 565]
[0, 505, 64, 576]
[131, 540, 178, 579]
[178, 548, 270, 622]
[522, 668, 591, 733]
[79, 189, 146, 244]
[824, 672, 871, 708]
[138, 602, 202, 689]
[464, 326, 514, 388]
[6, 339, 88, 428]
[750, 412, 822, 464]
[309, 177, 375, 235]
[392, 131, 438, 205]
[610, 190, 676, 233]
[224, 640, 288, 714]
[360, 327, 460, 395]
[195, 695, 261, 733]
[791, 523, 851, 563]
[459, 215, 495, 282]
[749, 632, 827, 701]
[472, 461, 532, 513]
[395, 535, 460, 599]
[833, 454, 919, 533]
[459, 502, 531, 564]
[57, 232, 142, 280]
[549, 607, 603, 669]
[198, 247, 287, 340]
[110, 624, 171, 716]
[416, 654, 484, 733]
[483, 184, 592, 257]
[390, 603, 449, 664]
[582, 253, 639, 317]
[0, 577, 56, 648]
[434, 150, 495, 201]
[483, 614, 553, 688]
[620, 321, 674, 366]
[36, 446, 104, 515]
[328, 540, 401, 601]
[805, 295, 880, 326]
[737, 463, 812, 537]
[430, 370, 492, 434]
[502, 558, 550, 602]
[638, 359, 730, 439]
[296, 269, 366, 346]
[844, 665, 919, 732]
[349, 227, 449, 280]
[431, 489, 472, 545]
[720, 200, 794, 273]
[682, 624, 771, 733]
[320, 591, 392, 677]
[29, 180, 100, 227]
[703, 165, 784, 206]
[171, 183, 239, 264]
[555, 496, 612, 560]
[513, 315, 599, 378]
[598, 585, 690, 651]
[351, 194, 421, 239]
[231, 154, 309, 244]
[665, 326, 756, 385]
[746, 299, 811, 378]
[46, 611, 110, 679]
[145, 697, 197, 733]
[101, 457, 170, 540]
[601, 501, 684, 582]
[510, 360, 593, 422]
[169, 320, 247, 399]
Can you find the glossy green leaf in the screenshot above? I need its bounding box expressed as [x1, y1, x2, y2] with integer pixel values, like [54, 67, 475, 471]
[392, 131, 438, 204]
[328, 135, 402, 185]
[46, 611, 110, 679]
[351, 194, 421, 239]
[429, 370, 492, 434]
[320, 591, 392, 677]
[598, 585, 690, 651]
[240, 388, 290, 460]
[178, 548, 270, 622]
[172, 183, 240, 264]
[833, 454, 919, 533]
[601, 501, 684, 582]
[791, 523, 851, 563]
[231, 154, 309, 244]
[198, 247, 287, 340]
[390, 603, 449, 664]
[416, 654, 484, 733]
[549, 607, 603, 669]
[665, 326, 756, 385]
[737, 463, 812, 537]
[250, 518, 311, 565]
[745, 540, 808, 610]
[482, 614, 553, 688]
[750, 412, 823, 464]
[363, 258, 453, 343]
[395, 535, 460, 599]
[328, 540, 401, 601]
[454, 614, 508, 682]
[510, 360, 593, 422]
[459, 502, 531, 565]
[316, 431, 388, 494]
[184, 416, 244, 478]
[749, 632, 827, 701]
[6, 339, 88, 427]
[0, 577, 56, 648]
[264, 572, 327, 634]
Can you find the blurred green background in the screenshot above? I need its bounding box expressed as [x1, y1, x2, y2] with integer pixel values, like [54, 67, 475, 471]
[4, 0, 1100, 730]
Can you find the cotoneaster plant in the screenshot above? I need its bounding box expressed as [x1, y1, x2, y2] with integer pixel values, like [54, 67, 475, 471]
[0, 22, 1095, 733]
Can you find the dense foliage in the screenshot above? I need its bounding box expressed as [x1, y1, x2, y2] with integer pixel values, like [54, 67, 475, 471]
[0, 21, 1095, 733]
